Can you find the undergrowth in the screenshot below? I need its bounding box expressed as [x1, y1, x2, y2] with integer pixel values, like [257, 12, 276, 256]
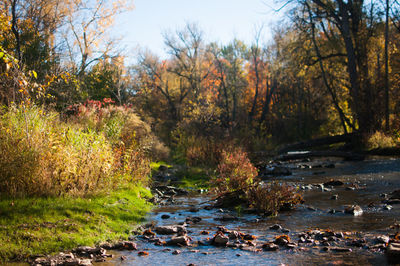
[0, 102, 166, 197]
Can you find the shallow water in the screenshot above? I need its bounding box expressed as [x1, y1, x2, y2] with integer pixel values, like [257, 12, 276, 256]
[99, 157, 400, 265]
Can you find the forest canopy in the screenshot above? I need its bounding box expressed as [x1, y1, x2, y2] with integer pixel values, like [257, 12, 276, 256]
[1, 0, 400, 156]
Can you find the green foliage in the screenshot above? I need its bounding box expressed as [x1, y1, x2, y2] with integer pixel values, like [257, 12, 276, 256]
[175, 167, 211, 190]
[0, 186, 152, 262]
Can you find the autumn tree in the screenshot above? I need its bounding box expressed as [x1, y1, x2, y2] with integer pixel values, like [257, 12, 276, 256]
[60, 0, 134, 76]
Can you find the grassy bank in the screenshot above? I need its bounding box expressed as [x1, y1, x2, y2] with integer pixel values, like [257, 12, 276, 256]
[0, 103, 163, 262]
[0, 186, 152, 262]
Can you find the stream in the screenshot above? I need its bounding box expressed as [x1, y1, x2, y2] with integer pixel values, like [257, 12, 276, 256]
[99, 157, 400, 265]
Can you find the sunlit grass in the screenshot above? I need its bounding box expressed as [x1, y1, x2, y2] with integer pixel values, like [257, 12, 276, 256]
[0, 186, 152, 262]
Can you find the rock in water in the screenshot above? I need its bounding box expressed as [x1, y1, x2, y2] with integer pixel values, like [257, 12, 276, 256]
[213, 233, 229, 246]
[262, 243, 279, 251]
[155, 225, 179, 234]
[259, 166, 292, 177]
[172, 250, 181, 255]
[161, 214, 171, 219]
[323, 180, 344, 187]
[387, 243, 400, 263]
[390, 189, 400, 199]
[269, 224, 282, 230]
[375, 235, 389, 244]
[344, 205, 363, 216]
[167, 236, 190, 246]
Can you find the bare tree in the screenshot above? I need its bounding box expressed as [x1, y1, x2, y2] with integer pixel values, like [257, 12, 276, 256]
[61, 0, 133, 75]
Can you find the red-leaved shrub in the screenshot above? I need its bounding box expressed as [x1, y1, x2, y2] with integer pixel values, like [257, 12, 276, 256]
[212, 148, 258, 194]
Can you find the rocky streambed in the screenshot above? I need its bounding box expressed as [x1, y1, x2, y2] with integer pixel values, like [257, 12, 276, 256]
[31, 157, 400, 265]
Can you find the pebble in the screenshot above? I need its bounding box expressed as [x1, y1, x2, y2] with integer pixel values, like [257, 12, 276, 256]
[383, 205, 393, 210]
[269, 224, 282, 230]
[138, 251, 149, 256]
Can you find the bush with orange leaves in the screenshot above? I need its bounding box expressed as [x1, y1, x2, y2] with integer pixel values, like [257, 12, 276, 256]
[246, 182, 304, 216]
[212, 147, 303, 215]
[212, 148, 258, 194]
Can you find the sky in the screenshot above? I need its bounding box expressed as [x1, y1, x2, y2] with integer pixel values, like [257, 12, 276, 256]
[117, 0, 285, 61]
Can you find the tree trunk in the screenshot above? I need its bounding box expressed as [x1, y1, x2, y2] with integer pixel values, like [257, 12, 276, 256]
[384, 0, 390, 131]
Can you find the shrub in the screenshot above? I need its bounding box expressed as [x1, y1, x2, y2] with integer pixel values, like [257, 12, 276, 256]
[246, 182, 304, 216]
[171, 129, 223, 166]
[212, 148, 258, 194]
[366, 131, 396, 150]
[70, 99, 169, 160]
[0, 103, 159, 197]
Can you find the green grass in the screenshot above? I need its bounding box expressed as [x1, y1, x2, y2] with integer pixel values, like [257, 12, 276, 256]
[175, 167, 211, 190]
[150, 161, 172, 173]
[0, 186, 152, 262]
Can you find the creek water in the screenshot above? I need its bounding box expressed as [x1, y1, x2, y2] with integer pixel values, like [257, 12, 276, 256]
[99, 157, 400, 266]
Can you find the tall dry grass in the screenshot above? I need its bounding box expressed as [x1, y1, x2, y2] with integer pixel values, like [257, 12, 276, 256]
[0, 101, 167, 197]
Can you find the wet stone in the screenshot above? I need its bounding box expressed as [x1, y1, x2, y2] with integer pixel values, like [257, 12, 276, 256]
[390, 189, 400, 199]
[269, 224, 282, 230]
[172, 250, 181, 255]
[155, 225, 179, 235]
[161, 214, 171, 219]
[374, 235, 390, 244]
[186, 216, 202, 223]
[324, 247, 352, 252]
[274, 237, 289, 246]
[227, 242, 240, 248]
[167, 235, 190, 246]
[335, 232, 344, 238]
[214, 215, 238, 221]
[189, 207, 199, 212]
[74, 246, 102, 256]
[228, 230, 240, 239]
[344, 205, 363, 216]
[213, 233, 229, 246]
[138, 251, 149, 256]
[383, 205, 393, 210]
[384, 199, 400, 205]
[262, 243, 279, 251]
[328, 209, 339, 214]
[99, 242, 113, 250]
[348, 239, 366, 247]
[307, 206, 317, 211]
[243, 234, 257, 240]
[386, 243, 400, 263]
[324, 163, 335, 168]
[114, 241, 137, 250]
